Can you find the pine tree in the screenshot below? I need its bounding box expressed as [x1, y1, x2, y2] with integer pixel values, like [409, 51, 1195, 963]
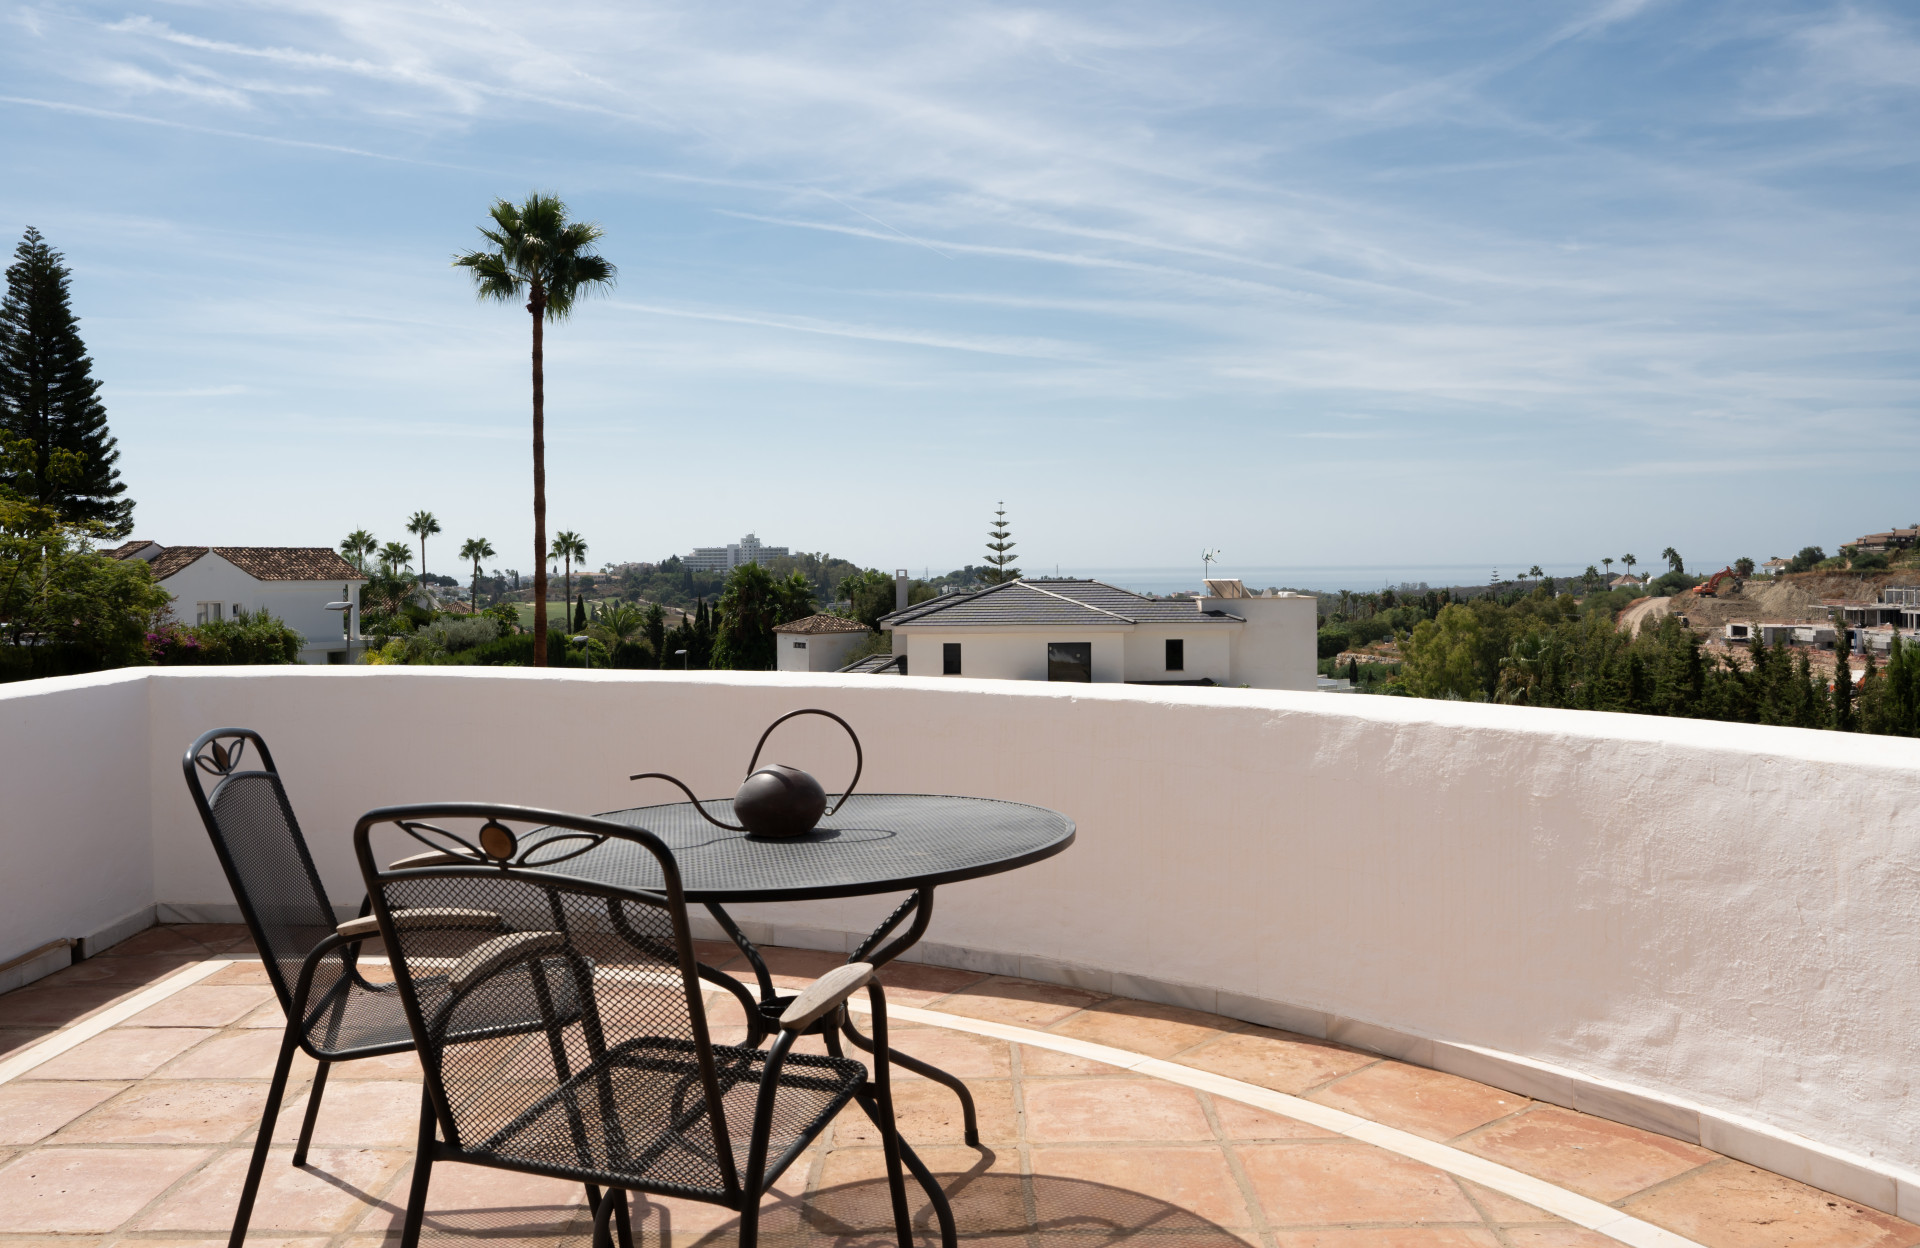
[982, 502, 1020, 583]
[0, 229, 131, 535]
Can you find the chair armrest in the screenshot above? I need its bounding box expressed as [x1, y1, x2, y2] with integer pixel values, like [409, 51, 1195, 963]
[337, 908, 505, 941]
[449, 931, 567, 993]
[779, 962, 874, 1032]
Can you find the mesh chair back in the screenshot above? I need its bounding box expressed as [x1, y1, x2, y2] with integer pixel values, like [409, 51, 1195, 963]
[183, 729, 344, 1013]
[353, 805, 739, 1198]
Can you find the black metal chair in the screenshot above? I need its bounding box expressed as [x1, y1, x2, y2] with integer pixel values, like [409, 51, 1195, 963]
[352, 802, 958, 1248]
[183, 729, 586, 1248]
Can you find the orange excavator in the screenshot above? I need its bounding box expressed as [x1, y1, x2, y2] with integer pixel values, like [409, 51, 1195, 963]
[1692, 567, 1743, 597]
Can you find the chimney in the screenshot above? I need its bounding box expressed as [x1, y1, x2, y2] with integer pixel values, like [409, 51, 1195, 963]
[895, 569, 909, 613]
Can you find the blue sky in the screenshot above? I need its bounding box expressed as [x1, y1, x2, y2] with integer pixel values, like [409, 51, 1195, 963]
[1, 1, 1915, 584]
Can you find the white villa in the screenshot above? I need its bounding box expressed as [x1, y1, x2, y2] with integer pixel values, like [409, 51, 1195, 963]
[866, 577, 1316, 688]
[774, 614, 873, 672]
[107, 541, 366, 664]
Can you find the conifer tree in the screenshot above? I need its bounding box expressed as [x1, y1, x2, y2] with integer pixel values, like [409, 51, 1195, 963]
[983, 502, 1020, 583]
[1832, 628, 1854, 731]
[0, 229, 131, 536]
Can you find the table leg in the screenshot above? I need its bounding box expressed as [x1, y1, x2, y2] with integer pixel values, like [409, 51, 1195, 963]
[840, 890, 983, 1149]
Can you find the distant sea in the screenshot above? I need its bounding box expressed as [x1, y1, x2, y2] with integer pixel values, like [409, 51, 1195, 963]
[1042, 564, 1599, 595]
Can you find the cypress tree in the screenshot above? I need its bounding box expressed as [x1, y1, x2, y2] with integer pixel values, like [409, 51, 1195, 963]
[0, 229, 131, 535]
[1833, 629, 1854, 731]
[572, 595, 587, 632]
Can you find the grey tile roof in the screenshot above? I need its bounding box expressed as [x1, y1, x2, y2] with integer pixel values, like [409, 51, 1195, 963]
[881, 580, 1239, 628]
[839, 652, 907, 675]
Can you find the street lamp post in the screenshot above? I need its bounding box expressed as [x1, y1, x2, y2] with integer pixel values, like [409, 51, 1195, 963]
[675, 648, 688, 670]
[323, 583, 359, 663]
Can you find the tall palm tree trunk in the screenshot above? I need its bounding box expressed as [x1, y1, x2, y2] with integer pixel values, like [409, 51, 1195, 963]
[530, 286, 548, 665]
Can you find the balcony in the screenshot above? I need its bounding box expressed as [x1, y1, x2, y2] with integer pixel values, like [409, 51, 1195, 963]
[1, 667, 1917, 1246]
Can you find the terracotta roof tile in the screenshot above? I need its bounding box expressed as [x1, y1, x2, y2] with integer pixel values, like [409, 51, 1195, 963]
[774, 614, 872, 635]
[108, 543, 362, 582]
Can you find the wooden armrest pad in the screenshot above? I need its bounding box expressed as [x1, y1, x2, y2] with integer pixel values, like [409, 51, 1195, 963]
[335, 908, 505, 942]
[450, 931, 567, 992]
[779, 962, 874, 1032]
[388, 850, 471, 870]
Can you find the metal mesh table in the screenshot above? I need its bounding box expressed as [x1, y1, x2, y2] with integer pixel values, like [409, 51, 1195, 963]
[531, 793, 1075, 1148]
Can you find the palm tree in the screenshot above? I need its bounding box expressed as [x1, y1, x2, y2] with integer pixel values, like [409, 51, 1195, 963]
[1661, 546, 1683, 575]
[407, 511, 441, 578]
[1602, 556, 1614, 578]
[378, 541, 414, 576]
[339, 529, 376, 575]
[459, 537, 496, 612]
[592, 602, 648, 659]
[1622, 553, 1638, 578]
[1526, 565, 1544, 585]
[550, 531, 587, 628]
[454, 194, 616, 666]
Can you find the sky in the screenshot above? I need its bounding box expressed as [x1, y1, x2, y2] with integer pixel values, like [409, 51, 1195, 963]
[0, 1, 1915, 586]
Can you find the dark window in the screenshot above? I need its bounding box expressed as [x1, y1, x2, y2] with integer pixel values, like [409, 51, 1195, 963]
[793, 641, 807, 649]
[1165, 639, 1184, 671]
[1047, 642, 1093, 683]
[943, 642, 962, 675]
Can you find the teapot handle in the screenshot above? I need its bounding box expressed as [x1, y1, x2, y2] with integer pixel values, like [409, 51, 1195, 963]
[626, 771, 747, 832]
[746, 708, 863, 817]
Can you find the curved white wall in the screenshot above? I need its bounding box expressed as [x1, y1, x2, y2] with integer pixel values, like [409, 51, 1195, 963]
[2, 667, 1916, 1208]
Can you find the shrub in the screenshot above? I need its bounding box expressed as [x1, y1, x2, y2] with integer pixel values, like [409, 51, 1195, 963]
[158, 607, 304, 665]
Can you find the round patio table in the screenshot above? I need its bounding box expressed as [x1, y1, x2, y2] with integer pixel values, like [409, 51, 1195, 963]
[531, 792, 1075, 1147]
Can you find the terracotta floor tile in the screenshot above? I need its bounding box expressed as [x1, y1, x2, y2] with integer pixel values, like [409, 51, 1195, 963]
[155, 1028, 318, 1081]
[884, 1027, 1010, 1080]
[241, 1001, 290, 1028]
[352, 1156, 586, 1233]
[692, 938, 744, 966]
[1177, 1029, 1378, 1095]
[1022, 1077, 1215, 1143]
[928, 978, 1104, 1028]
[1237, 1140, 1482, 1226]
[168, 924, 252, 947]
[203, 960, 275, 985]
[874, 962, 990, 1006]
[274, 1080, 427, 1147]
[1210, 1098, 1340, 1141]
[328, 1048, 424, 1079]
[1500, 1229, 1624, 1247]
[119, 1239, 329, 1248]
[128, 984, 277, 1028]
[1017, 1043, 1129, 1077]
[31, 955, 198, 989]
[1047, 998, 1240, 1059]
[756, 947, 851, 990]
[55, 1080, 268, 1144]
[0, 985, 128, 1028]
[1270, 1231, 1499, 1247]
[1028, 1144, 1252, 1229]
[816, 1143, 1024, 1236]
[1622, 1160, 1920, 1248]
[1309, 1061, 1528, 1142]
[0, 1026, 55, 1056]
[830, 1077, 1018, 1148]
[1456, 1178, 1559, 1223]
[0, 1145, 212, 1231]
[137, 1145, 407, 1232]
[0, 1080, 129, 1144]
[1459, 1105, 1715, 1204]
[97, 927, 210, 957]
[23, 1026, 216, 1080]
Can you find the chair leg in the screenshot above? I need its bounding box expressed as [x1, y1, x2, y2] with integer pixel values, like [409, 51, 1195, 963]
[291, 1059, 330, 1166]
[613, 1188, 635, 1248]
[591, 1185, 620, 1248]
[896, 1134, 957, 1248]
[738, 1192, 762, 1248]
[397, 1088, 437, 1248]
[228, 1023, 300, 1248]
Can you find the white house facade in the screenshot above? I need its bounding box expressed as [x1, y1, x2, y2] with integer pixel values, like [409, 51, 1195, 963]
[870, 578, 1316, 690]
[108, 542, 366, 664]
[773, 614, 873, 672]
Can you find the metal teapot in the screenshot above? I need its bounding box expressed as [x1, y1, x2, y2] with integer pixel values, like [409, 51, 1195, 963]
[630, 708, 863, 839]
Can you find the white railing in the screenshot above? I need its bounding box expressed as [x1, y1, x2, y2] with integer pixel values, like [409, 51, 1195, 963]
[1, 666, 1916, 1214]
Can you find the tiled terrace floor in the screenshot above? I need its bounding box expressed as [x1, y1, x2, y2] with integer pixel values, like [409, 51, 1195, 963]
[0, 926, 1914, 1248]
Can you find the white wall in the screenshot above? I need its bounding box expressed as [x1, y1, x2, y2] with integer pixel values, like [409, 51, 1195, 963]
[159, 555, 362, 662]
[1122, 624, 1233, 684]
[1, 667, 1917, 1204]
[777, 631, 869, 673]
[902, 629, 1126, 681]
[1199, 591, 1317, 690]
